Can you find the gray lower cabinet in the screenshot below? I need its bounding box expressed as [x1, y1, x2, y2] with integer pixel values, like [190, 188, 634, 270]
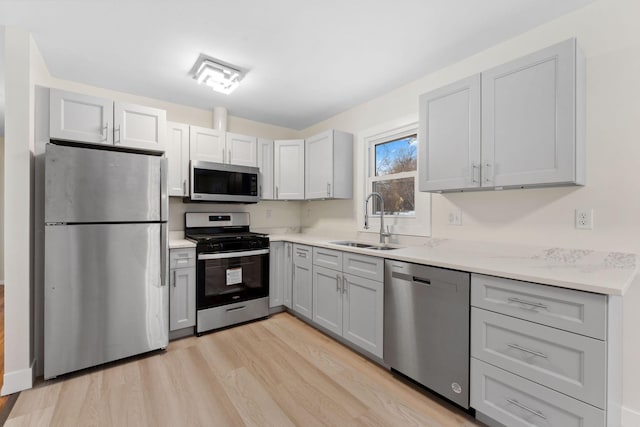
[269, 242, 293, 308]
[312, 247, 384, 358]
[292, 244, 313, 319]
[169, 248, 196, 332]
[470, 273, 621, 426]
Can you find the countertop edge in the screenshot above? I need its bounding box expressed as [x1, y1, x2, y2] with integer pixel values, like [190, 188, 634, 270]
[268, 234, 636, 296]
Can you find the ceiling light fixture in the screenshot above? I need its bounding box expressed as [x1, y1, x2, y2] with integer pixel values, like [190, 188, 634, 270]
[192, 55, 245, 95]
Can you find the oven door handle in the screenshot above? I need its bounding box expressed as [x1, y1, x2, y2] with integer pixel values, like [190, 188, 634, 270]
[197, 249, 270, 261]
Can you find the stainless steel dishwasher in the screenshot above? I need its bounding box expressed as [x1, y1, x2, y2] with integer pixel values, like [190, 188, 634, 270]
[384, 260, 470, 408]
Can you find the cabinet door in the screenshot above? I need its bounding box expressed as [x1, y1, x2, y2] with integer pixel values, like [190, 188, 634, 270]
[114, 103, 167, 153]
[227, 132, 257, 167]
[312, 266, 343, 335]
[283, 243, 293, 308]
[269, 242, 285, 308]
[257, 138, 275, 200]
[418, 75, 481, 192]
[169, 267, 196, 331]
[167, 122, 190, 196]
[305, 130, 333, 199]
[189, 126, 225, 163]
[342, 274, 383, 357]
[50, 89, 113, 145]
[293, 262, 313, 319]
[274, 139, 305, 200]
[482, 39, 579, 187]
[292, 244, 313, 319]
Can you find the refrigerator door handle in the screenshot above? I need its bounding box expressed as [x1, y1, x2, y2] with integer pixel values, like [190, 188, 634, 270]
[160, 157, 168, 222]
[160, 223, 168, 287]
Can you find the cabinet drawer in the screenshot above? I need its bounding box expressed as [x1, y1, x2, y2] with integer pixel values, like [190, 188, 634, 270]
[471, 358, 605, 427]
[471, 274, 607, 339]
[343, 253, 384, 281]
[170, 248, 195, 269]
[313, 247, 343, 270]
[293, 244, 312, 266]
[471, 308, 606, 408]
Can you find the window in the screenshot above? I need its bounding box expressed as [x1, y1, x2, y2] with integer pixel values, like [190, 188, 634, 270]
[361, 116, 431, 236]
[370, 134, 417, 216]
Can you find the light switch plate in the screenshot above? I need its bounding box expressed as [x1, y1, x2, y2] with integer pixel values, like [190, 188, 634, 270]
[448, 208, 462, 226]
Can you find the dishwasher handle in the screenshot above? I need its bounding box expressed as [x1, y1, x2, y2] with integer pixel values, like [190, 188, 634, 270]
[391, 270, 432, 286]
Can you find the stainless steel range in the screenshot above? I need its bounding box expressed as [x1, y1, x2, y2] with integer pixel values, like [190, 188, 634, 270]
[185, 212, 269, 334]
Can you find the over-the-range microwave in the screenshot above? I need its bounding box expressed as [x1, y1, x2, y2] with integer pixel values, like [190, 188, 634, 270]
[189, 160, 260, 203]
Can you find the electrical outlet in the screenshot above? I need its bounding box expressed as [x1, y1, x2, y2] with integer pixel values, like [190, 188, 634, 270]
[448, 208, 462, 226]
[575, 208, 593, 229]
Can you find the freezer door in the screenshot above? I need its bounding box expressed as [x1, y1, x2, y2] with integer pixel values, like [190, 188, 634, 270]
[44, 223, 168, 379]
[45, 143, 167, 223]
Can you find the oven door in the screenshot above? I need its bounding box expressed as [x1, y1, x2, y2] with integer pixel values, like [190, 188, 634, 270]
[196, 249, 269, 309]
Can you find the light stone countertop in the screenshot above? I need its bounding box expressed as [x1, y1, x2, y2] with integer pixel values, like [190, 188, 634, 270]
[169, 231, 196, 249]
[269, 234, 638, 296]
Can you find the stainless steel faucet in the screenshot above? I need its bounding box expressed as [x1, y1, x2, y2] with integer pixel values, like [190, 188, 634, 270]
[364, 192, 391, 244]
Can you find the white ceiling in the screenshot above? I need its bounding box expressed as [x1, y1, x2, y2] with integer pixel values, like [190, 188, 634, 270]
[0, 0, 595, 133]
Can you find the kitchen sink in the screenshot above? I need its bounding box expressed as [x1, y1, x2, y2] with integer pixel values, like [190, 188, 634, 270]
[330, 241, 375, 248]
[330, 241, 402, 251]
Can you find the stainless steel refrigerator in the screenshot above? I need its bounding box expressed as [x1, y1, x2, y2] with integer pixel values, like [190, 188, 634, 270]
[44, 143, 168, 379]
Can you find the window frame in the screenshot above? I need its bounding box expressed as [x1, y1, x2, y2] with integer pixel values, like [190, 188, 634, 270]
[369, 133, 418, 217]
[358, 116, 431, 237]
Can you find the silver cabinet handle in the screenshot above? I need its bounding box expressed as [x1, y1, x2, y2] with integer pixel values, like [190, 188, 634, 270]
[342, 274, 347, 294]
[507, 343, 548, 358]
[327, 182, 331, 196]
[259, 185, 262, 198]
[506, 399, 547, 420]
[483, 162, 492, 183]
[336, 273, 341, 291]
[102, 122, 109, 141]
[276, 186, 279, 199]
[228, 149, 231, 164]
[114, 125, 121, 144]
[471, 163, 480, 184]
[507, 297, 548, 310]
[296, 252, 307, 258]
[287, 245, 291, 258]
[183, 180, 187, 195]
[172, 270, 177, 287]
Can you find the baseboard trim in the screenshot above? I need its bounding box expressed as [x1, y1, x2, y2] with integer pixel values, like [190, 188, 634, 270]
[623, 406, 640, 427]
[1, 360, 34, 396]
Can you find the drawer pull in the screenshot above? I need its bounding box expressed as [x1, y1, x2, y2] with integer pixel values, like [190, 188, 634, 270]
[507, 297, 548, 310]
[506, 398, 547, 420]
[507, 343, 548, 359]
[297, 252, 307, 258]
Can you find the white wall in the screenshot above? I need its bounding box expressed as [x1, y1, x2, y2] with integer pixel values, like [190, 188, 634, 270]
[300, 0, 640, 421]
[2, 27, 40, 395]
[0, 136, 4, 283]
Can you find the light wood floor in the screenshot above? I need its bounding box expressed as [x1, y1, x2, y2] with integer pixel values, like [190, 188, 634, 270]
[6, 312, 482, 426]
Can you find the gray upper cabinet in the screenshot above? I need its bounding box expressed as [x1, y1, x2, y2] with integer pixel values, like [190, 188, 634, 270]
[50, 89, 167, 153]
[305, 130, 353, 200]
[257, 138, 275, 200]
[274, 139, 305, 200]
[419, 75, 481, 192]
[419, 38, 584, 192]
[167, 122, 190, 197]
[50, 89, 113, 146]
